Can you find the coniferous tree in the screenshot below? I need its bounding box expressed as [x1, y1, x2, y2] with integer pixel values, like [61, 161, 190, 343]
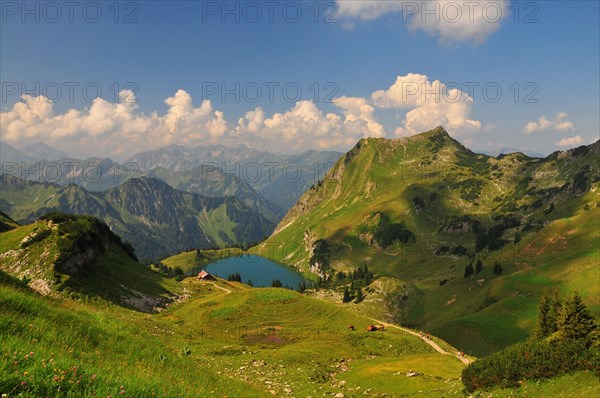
[355, 288, 364, 303]
[272, 279, 283, 288]
[533, 293, 552, 339]
[557, 291, 597, 341]
[297, 281, 307, 293]
[464, 263, 474, 278]
[356, 267, 364, 280]
[549, 291, 562, 334]
[493, 261, 503, 275]
[246, 280, 253, 287]
[342, 287, 351, 303]
[475, 259, 483, 273]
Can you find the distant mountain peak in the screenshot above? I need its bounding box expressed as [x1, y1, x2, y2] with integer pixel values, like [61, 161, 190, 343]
[20, 141, 69, 161]
[424, 125, 448, 136]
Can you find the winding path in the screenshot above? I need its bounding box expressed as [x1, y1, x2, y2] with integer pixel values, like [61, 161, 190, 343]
[206, 281, 232, 294]
[369, 317, 471, 365]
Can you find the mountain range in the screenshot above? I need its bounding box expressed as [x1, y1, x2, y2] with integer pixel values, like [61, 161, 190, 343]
[124, 144, 342, 210]
[1, 142, 342, 215]
[0, 175, 274, 261]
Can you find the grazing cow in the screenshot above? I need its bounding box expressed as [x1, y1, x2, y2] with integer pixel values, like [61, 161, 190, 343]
[367, 324, 385, 332]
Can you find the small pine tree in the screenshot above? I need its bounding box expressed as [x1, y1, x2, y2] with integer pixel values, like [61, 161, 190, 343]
[297, 281, 307, 293]
[557, 291, 597, 341]
[464, 263, 474, 278]
[493, 261, 503, 275]
[356, 267, 364, 280]
[342, 287, 351, 303]
[246, 279, 253, 287]
[533, 293, 552, 339]
[475, 259, 483, 273]
[355, 287, 364, 303]
[272, 279, 283, 288]
[549, 291, 561, 334]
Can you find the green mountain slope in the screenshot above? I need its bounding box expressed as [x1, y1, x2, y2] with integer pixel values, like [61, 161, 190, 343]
[252, 127, 600, 354]
[0, 210, 18, 232]
[0, 176, 275, 261]
[0, 271, 261, 397]
[0, 269, 468, 397]
[0, 213, 177, 311]
[0, 216, 469, 397]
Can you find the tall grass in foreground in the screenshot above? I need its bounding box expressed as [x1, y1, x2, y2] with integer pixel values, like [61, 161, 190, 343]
[0, 273, 260, 397]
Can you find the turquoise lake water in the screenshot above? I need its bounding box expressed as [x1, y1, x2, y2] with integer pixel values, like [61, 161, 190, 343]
[195, 254, 308, 288]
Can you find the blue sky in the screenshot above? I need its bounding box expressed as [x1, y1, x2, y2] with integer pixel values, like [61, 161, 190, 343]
[1, 0, 599, 157]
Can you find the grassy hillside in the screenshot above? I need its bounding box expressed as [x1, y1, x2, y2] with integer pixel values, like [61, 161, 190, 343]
[1, 221, 471, 398]
[127, 278, 470, 397]
[0, 271, 261, 397]
[252, 127, 600, 354]
[0, 214, 178, 311]
[2, 216, 597, 396]
[4, 269, 597, 397]
[483, 372, 599, 397]
[0, 210, 18, 232]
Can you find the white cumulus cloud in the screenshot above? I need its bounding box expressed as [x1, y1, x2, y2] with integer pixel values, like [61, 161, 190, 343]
[524, 112, 575, 134]
[0, 90, 227, 158]
[371, 73, 483, 136]
[336, 0, 509, 44]
[233, 99, 381, 152]
[1, 74, 494, 157]
[335, 96, 386, 138]
[556, 135, 583, 148]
